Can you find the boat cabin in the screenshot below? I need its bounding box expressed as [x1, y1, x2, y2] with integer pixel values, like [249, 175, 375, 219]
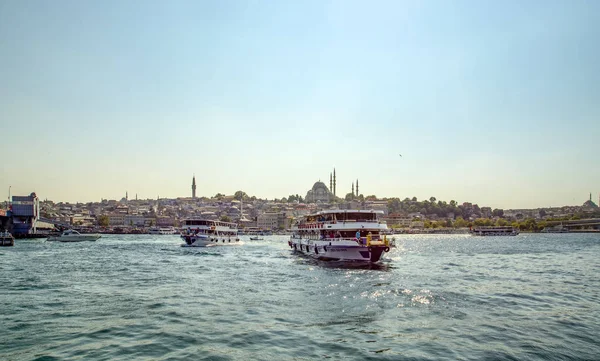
[62, 229, 82, 236]
[182, 219, 238, 236]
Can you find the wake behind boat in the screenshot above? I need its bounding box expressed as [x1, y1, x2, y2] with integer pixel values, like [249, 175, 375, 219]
[47, 229, 101, 242]
[181, 219, 239, 247]
[289, 210, 392, 262]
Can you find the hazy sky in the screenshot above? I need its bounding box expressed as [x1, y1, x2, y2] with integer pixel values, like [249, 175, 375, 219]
[1, 0, 599, 208]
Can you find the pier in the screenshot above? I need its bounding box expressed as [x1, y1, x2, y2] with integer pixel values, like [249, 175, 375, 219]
[546, 218, 600, 231]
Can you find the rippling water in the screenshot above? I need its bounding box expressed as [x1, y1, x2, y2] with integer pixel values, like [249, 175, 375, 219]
[1, 234, 599, 360]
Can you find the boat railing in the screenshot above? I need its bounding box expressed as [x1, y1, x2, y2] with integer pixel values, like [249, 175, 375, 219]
[291, 235, 384, 242]
[297, 220, 386, 228]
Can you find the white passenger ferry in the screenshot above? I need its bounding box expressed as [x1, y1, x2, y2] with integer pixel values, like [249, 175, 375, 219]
[470, 226, 519, 236]
[289, 210, 392, 262]
[181, 219, 239, 247]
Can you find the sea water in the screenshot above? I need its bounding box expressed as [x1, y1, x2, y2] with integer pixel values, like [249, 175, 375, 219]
[1, 233, 599, 360]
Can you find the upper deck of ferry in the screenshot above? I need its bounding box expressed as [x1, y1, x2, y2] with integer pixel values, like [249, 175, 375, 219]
[292, 210, 387, 231]
[182, 219, 238, 228]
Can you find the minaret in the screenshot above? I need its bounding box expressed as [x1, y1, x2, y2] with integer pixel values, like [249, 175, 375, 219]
[333, 168, 337, 196]
[330, 172, 333, 193]
[356, 179, 359, 196]
[126, 191, 128, 201]
[192, 175, 197, 199]
[136, 193, 138, 201]
[352, 182, 354, 196]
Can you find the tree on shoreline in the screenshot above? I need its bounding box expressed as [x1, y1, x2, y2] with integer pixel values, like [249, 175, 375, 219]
[97, 215, 109, 227]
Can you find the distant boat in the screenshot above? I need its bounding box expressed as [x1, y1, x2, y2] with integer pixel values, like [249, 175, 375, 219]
[148, 227, 178, 235]
[47, 229, 101, 242]
[1, 231, 14, 246]
[470, 226, 519, 236]
[249, 236, 263, 240]
[180, 219, 239, 247]
[541, 224, 569, 233]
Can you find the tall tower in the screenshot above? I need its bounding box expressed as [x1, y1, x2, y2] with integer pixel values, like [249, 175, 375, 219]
[330, 172, 333, 193]
[126, 191, 128, 201]
[333, 168, 337, 196]
[192, 175, 197, 199]
[356, 179, 359, 196]
[352, 182, 354, 196]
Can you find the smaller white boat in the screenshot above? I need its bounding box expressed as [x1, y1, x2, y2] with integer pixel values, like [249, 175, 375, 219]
[181, 219, 239, 247]
[148, 227, 178, 235]
[541, 224, 569, 233]
[47, 229, 101, 242]
[0, 231, 14, 246]
[249, 236, 264, 240]
[470, 226, 519, 236]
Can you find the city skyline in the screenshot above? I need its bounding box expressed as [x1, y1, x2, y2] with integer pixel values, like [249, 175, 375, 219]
[1, 1, 599, 208]
[5, 176, 600, 211]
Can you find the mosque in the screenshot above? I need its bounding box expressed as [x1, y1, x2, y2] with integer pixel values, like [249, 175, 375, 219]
[304, 168, 336, 203]
[304, 169, 361, 203]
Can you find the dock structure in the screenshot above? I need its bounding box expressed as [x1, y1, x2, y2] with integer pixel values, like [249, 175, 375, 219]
[2, 192, 50, 238]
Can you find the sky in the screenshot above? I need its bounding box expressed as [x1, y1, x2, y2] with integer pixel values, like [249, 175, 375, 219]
[1, 0, 599, 209]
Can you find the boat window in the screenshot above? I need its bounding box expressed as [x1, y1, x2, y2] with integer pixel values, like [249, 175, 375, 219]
[341, 212, 377, 222]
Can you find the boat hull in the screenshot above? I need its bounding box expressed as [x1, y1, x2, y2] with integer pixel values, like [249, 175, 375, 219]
[470, 231, 519, 236]
[47, 234, 101, 242]
[470, 227, 519, 236]
[288, 238, 390, 262]
[1, 237, 15, 246]
[181, 235, 240, 247]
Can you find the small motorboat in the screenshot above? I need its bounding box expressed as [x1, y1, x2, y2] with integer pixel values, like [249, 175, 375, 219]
[47, 229, 101, 242]
[249, 236, 264, 241]
[0, 231, 14, 246]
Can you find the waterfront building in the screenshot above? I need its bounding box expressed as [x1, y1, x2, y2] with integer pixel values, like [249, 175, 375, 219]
[70, 214, 96, 227]
[108, 214, 126, 226]
[365, 200, 388, 214]
[411, 220, 425, 228]
[10, 193, 40, 236]
[115, 204, 129, 214]
[481, 207, 492, 218]
[156, 216, 175, 227]
[124, 214, 147, 227]
[382, 213, 412, 227]
[257, 212, 279, 230]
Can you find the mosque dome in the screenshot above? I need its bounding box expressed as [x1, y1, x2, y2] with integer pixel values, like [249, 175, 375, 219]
[306, 181, 332, 203]
[312, 181, 328, 191]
